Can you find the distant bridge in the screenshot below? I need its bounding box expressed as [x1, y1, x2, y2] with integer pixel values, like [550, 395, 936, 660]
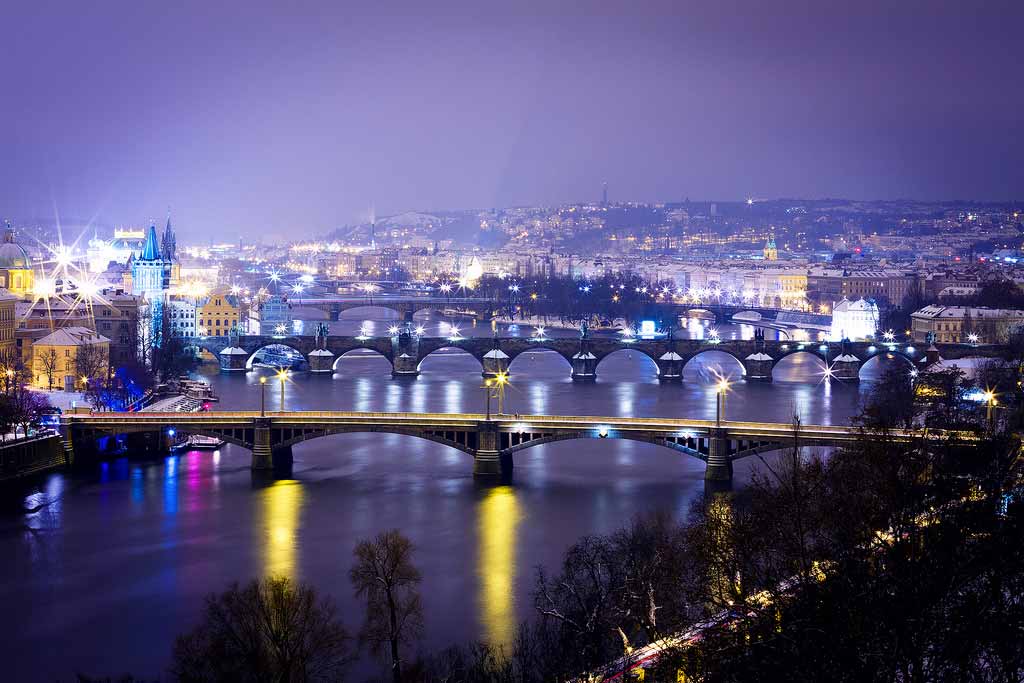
[284, 295, 820, 326]
[189, 330, 1007, 382]
[59, 411, 972, 481]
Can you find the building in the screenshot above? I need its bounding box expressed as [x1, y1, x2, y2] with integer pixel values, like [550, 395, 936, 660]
[85, 227, 145, 273]
[808, 268, 919, 310]
[911, 305, 1024, 344]
[131, 221, 175, 299]
[829, 298, 880, 341]
[197, 290, 240, 336]
[763, 235, 778, 261]
[166, 296, 198, 338]
[31, 326, 110, 391]
[93, 288, 142, 368]
[0, 225, 35, 297]
[0, 289, 17, 359]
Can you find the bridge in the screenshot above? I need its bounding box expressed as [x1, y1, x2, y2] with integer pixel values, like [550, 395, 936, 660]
[57, 411, 962, 481]
[286, 295, 496, 320]
[283, 294, 824, 326]
[191, 327, 1007, 382]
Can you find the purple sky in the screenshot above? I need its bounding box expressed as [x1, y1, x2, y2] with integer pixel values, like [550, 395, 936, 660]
[2, 1, 1022, 241]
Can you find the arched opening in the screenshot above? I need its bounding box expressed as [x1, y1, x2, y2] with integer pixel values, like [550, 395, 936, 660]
[331, 347, 393, 374]
[337, 305, 404, 321]
[506, 348, 573, 379]
[288, 430, 476, 474]
[594, 348, 659, 382]
[859, 352, 916, 381]
[683, 350, 745, 383]
[771, 351, 828, 383]
[246, 344, 308, 370]
[417, 346, 483, 374]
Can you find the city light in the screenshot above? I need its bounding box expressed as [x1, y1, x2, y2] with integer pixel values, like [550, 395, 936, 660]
[968, 333, 979, 344]
[388, 325, 401, 336]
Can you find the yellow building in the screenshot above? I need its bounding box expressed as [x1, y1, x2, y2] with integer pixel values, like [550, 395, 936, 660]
[32, 327, 110, 391]
[0, 289, 17, 358]
[197, 291, 241, 336]
[0, 226, 36, 297]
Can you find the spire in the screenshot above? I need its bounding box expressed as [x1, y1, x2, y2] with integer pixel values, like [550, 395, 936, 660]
[141, 224, 160, 261]
[161, 211, 176, 262]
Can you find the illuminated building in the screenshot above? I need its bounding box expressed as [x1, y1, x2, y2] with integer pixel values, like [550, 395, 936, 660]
[86, 227, 145, 273]
[0, 290, 17, 357]
[0, 225, 36, 297]
[911, 305, 1024, 344]
[763, 234, 778, 261]
[197, 290, 241, 336]
[829, 298, 879, 341]
[31, 327, 109, 391]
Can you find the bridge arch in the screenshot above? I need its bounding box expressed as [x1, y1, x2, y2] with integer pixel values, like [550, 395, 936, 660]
[594, 348, 659, 379]
[337, 304, 405, 321]
[682, 349, 747, 381]
[271, 425, 478, 456]
[502, 432, 707, 462]
[332, 347, 393, 373]
[417, 346, 484, 373]
[506, 347, 574, 375]
[858, 351, 917, 379]
[771, 349, 828, 382]
[245, 343, 309, 370]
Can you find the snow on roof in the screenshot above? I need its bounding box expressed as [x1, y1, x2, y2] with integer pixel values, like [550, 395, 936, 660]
[660, 351, 684, 361]
[35, 326, 110, 347]
[483, 349, 509, 359]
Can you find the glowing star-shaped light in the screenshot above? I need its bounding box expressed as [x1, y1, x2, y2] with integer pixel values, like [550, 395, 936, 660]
[229, 285, 242, 296]
[388, 325, 401, 336]
[967, 333, 979, 344]
[439, 283, 452, 294]
[414, 325, 426, 336]
[883, 330, 895, 342]
[532, 326, 546, 339]
[274, 324, 288, 336]
[268, 271, 281, 283]
[291, 284, 305, 294]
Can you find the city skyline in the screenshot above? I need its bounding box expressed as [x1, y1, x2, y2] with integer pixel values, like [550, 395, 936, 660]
[3, 1, 1023, 241]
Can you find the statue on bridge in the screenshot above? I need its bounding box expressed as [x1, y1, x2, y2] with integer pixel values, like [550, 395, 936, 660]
[580, 319, 589, 339]
[314, 322, 330, 348]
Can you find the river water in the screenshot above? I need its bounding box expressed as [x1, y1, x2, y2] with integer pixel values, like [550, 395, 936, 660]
[1, 310, 891, 680]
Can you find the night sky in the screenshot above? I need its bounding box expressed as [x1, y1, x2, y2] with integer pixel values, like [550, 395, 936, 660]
[2, 1, 1022, 240]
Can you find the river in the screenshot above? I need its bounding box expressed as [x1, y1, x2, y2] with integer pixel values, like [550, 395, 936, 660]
[1, 310, 892, 680]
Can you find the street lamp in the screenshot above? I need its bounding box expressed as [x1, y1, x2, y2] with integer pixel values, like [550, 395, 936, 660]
[493, 372, 508, 414]
[260, 376, 267, 417]
[276, 369, 289, 412]
[716, 378, 730, 425]
[483, 378, 493, 420]
[983, 389, 997, 427]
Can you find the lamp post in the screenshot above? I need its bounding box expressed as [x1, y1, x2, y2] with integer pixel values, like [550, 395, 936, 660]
[259, 376, 267, 417]
[493, 372, 508, 414]
[983, 389, 996, 428]
[716, 378, 729, 425]
[277, 369, 288, 412]
[483, 378, 493, 420]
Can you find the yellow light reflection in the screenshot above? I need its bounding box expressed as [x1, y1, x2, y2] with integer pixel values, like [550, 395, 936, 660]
[260, 480, 304, 577]
[477, 485, 521, 647]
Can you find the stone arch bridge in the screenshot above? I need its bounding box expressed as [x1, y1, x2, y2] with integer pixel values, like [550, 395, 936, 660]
[59, 411, 968, 482]
[189, 331, 1008, 382]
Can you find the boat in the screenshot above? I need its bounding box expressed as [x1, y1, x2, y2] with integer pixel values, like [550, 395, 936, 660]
[171, 435, 226, 451]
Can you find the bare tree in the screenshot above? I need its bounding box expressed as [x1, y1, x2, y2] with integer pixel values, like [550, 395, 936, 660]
[171, 576, 351, 682]
[350, 530, 424, 683]
[38, 348, 59, 390]
[75, 342, 107, 386]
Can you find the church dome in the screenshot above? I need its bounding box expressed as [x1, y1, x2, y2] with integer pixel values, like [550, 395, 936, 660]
[0, 229, 30, 269]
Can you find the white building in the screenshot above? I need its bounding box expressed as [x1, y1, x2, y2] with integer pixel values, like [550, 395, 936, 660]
[830, 298, 879, 341]
[166, 297, 197, 338]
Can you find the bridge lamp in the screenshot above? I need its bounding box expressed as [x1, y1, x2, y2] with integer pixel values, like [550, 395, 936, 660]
[414, 325, 425, 336]
[388, 325, 401, 336]
[909, 369, 919, 379]
[259, 376, 267, 416]
[883, 330, 895, 342]
[822, 365, 834, 380]
[597, 426, 609, 438]
[968, 333, 979, 344]
[276, 369, 289, 412]
[167, 428, 176, 437]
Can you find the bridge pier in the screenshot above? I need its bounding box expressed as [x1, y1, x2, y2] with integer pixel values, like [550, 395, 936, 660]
[482, 348, 510, 379]
[219, 346, 249, 372]
[831, 353, 861, 382]
[307, 349, 335, 373]
[252, 418, 273, 470]
[571, 351, 597, 382]
[474, 423, 503, 478]
[58, 422, 75, 466]
[391, 329, 421, 377]
[272, 444, 294, 470]
[656, 352, 684, 381]
[744, 352, 774, 382]
[704, 428, 733, 482]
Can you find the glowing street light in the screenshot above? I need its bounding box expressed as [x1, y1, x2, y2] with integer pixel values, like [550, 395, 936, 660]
[715, 377, 731, 425]
[967, 333, 979, 345]
[388, 325, 401, 336]
[259, 376, 267, 417]
[276, 369, 289, 412]
[532, 326, 546, 340]
[883, 329, 895, 342]
[414, 325, 426, 336]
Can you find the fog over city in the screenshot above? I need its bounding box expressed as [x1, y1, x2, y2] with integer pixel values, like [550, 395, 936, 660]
[3, 0, 1023, 241]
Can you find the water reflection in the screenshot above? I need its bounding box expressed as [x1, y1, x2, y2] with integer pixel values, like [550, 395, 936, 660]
[476, 485, 521, 647]
[260, 480, 304, 577]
